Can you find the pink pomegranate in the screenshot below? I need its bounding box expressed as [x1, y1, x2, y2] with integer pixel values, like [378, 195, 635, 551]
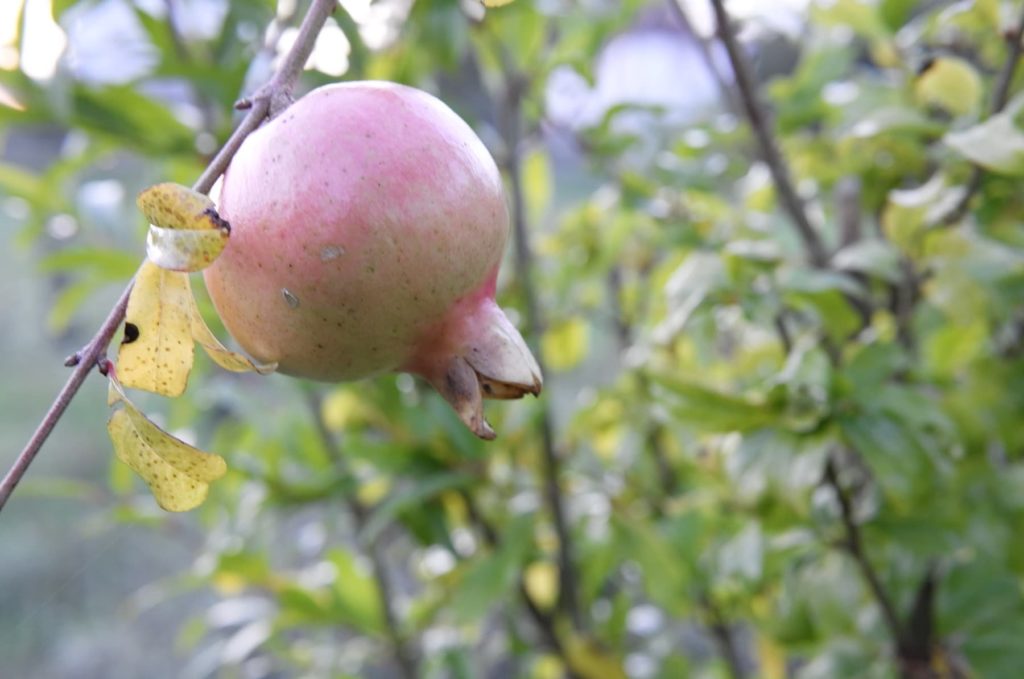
[204, 82, 541, 438]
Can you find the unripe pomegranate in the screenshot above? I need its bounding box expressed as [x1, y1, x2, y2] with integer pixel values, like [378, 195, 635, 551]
[204, 82, 541, 438]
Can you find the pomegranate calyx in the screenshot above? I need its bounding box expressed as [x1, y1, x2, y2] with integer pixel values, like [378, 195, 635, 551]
[416, 301, 542, 439]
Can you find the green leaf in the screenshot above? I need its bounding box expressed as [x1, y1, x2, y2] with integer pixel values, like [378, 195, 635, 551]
[914, 57, 982, 117]
[944, 95, 1024, 176]
[326, 549, 386, 634]
[612, 516, 690, 614]
[360, 472, 474, 544]
[649, 374, 780, 433]
[449, 514, 533, 622]
[838, 410, 929, 502]
[845, 106, 944, 139]
[71, 85, 196, 156]
[831, 239, 902, 283]
[923, 319, 988, 378]
[39, 248, 139, 277]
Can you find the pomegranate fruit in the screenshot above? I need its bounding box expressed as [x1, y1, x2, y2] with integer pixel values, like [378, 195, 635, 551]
[204, 81, 541, 439]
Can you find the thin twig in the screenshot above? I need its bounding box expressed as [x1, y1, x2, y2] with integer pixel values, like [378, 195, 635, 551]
[0, 0, 339, 515]
[667, 0, 740, 113]
[461, 490, 570, 658]
[701, 594, 746, 679]
[500, 67, 584, 632]
[823, 458, 904, 647]
[942, 2, 1024, 225]
[710, 1, 877, 328]
[303, 389, 420, 679]
[708, 0, 828, 267]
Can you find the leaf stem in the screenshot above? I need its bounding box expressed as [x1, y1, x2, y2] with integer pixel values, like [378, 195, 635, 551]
[823, 458, 905, 655]
[0, 0, 339, 515]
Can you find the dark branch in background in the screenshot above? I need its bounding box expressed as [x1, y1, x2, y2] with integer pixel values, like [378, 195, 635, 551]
[900, 565, 937, 671]
[707, 0, 828, 267]
[496, 59, 584, 633]
[942, 2, 1024, 225]
[461, 490, 574, 666]
[700, 593, 747, 679]
[824, 457, 945, 679]
[823, 458, 903, 644]
[835, 176, 862, 248]
[303, 389, 420, 679]
[667, 0, 740, 113]
[0, 0, 340, 515]
[709, 2, 939, 675]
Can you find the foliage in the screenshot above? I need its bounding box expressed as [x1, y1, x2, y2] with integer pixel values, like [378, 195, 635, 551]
[3, 0, 1024, 677]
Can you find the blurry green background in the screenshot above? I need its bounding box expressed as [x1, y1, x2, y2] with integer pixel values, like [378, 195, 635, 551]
[3, 0, 1024, 678]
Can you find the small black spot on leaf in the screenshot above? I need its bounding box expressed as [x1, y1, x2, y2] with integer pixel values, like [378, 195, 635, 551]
[123, 322, 140, 344]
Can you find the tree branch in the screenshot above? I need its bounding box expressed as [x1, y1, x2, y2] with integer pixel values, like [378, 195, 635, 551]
[461, 490, 570, 659]
[0, 0, 339, 515]
[708, 0, 828, 267]
[303, 388, 420, 679]
[942, 2, 1024, 225]
[500, 67, 584, 632]
[823, 458, 904, 652]
[701, 593, 746, 679]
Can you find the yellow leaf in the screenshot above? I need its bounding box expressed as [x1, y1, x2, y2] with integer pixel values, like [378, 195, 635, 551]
[542, 317, 589, 371]
[117, 260, 194, 397]
[137, 182, 230, 272]
[137, 182, 218, 230]
[322, 388, 370, 431]
[523, 560, 559, 611]
[757, 633, 787, 679]
[107, 378, 227, 512]
[531, 655, 564, 679]
[440, 490, 470, 526]
[147, 225, 229, 272]
[483, 0, 515, 6]
[190, 294, 277, 374]
[357, 476, 392, 506]
[564, 635, 627, 679]
[523, 148, 552, 223]
[915, 57, 982, 117]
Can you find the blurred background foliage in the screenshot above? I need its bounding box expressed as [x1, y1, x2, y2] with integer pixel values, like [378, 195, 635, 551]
[2, 0, 1024, 677]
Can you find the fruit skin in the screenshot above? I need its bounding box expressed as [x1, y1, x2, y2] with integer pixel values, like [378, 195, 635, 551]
[204, 81, 541, 438]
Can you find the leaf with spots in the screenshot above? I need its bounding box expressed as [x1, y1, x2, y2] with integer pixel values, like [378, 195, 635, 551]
[117, 260, 195, 397]
[107, 376, 227, 512]
[137, 182, 230, 272]
[189, 294, 277, 374]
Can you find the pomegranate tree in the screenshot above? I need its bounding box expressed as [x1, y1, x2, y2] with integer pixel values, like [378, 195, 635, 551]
[204, 82, 541, 439]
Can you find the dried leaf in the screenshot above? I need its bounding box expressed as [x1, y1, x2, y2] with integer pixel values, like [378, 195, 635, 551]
[137, 182, 218, 230]
[137, 182, 230, 272]
[190, 295, 277, 374]
[107, 377, 227, 512]
[117, 260, 194, 397]
[147, 224, 229, 272]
